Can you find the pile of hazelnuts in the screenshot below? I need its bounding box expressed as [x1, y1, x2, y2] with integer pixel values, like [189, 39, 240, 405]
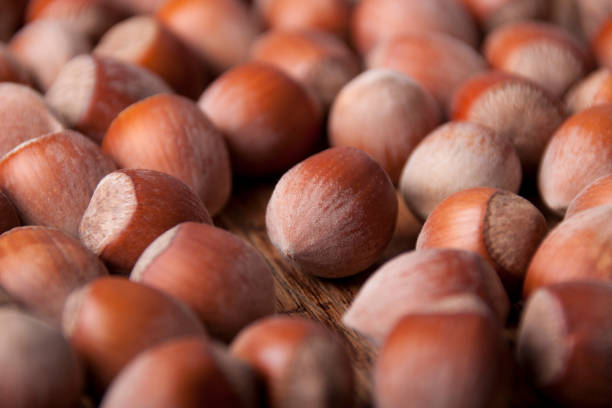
[2, 0, 612, 407]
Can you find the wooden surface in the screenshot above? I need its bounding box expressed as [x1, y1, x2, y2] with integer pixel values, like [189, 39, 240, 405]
[214, 177, 423, 408]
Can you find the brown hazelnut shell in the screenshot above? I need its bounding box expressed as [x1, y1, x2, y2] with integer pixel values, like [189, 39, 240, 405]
[231, 315, 354, 408]
[343, 248, 510, 344]
[266, 146, 397, 278]
[199, 62, 322, 176]
[45, 54, 171, 143]
[0, 83, 64, 157]
[483, 21, 590, 97]
[538, 104, 612, 215]
[100, 336, 253, 408]
[79, 169, 212, 274]
[26, 0, 125, 40]
[131, 222, 275, 342]
[450, 71, 563, 175]
[9, 20, 91, 91]
[367, 32, 487, 109]
[565, 68, 612, 115]
[157, 0, 260, 74]
[94, 16, 208, 99]
[351, 0, 479, 55]
[524, 205, 612, 297]
[0, 309, 83, 408]
[566, 173, 612, 218]
[416, 188, 547, 293]
[62, 276, 205, 393]
[256, 0, 351, 39]
[328, 68, 440, 185]
[399, 121, 522, 221]
[102, 93, 232, 216]
[375, 311, 510, 408]
[0, 129, 116, 236]
[458, 0, 549, 31]
[518, 281, 612, 407]
[250, 29, 360, 109]
[0, 226, 107, 325]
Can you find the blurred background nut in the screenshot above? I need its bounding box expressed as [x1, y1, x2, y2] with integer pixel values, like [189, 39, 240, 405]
[231, 315, 354, 408]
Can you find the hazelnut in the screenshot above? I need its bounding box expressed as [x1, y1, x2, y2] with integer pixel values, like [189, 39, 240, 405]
[566, 173, 612, 218]
[399, 121, 522, 221]
[9, 20, 91, 91]
[100, 336, 256, 408]
[450, 71, 563, 175]
[518, 281, 612, 407]
[457, 0, 550, 32]
[0, 129, 116, 236]
[131, 222, 275, 342]
[328, 69, 440, 185]
[250, 29, 360, 109]
[483, 21, 590, 97]
[199, 62, 322, 176]
[417, 188, 548, 293]
[343, 248, 509, 345]
[0, 83, 64, 157]
[266, 146, 397, 278]
[524, 205, 612, 297]
[565, 68, 612, 114]
[0, 309, 83, 408]
[157, 0, 261, 74]
[231, 315, 354, 408]
[0, 44, 32, 85]
[25, 0, 125, 40]
[367, 32, 487, 108]
[0, 226, 107, 325]
[62, 276, 205, 392]
[255, 0, 351, 39]
[45, 54, 171, 143]
[538, 104, 612, 215]
[375, 312, 509, 408]
[78, 169, 211, 274]
[102, 93, 232, 216]
[351, 0, 479, 55]
[575, 0, 612, 39]
[94, 16, 208, 99]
